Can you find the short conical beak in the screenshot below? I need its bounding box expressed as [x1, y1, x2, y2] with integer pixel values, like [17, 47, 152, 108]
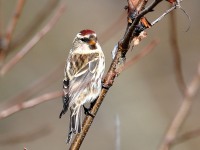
[88, 37, 97, 46]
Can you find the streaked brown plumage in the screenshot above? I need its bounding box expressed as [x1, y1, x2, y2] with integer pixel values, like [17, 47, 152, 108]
[59, 29, 105, 143]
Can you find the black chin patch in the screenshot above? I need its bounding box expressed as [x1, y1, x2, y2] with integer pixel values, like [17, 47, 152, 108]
[89, 44, 97, 50]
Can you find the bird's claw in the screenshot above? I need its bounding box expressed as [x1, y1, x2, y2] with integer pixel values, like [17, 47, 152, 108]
[83, 105, 95, 118]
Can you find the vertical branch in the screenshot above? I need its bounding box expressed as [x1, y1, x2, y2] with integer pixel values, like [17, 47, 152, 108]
[158, 63, 200, 150]
[0, 0, 25, 61]
[169, 10, 187, 95]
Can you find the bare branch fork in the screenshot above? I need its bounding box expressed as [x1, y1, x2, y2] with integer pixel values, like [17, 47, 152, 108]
[69, 0, 180, 149]
[158, 2, 200, 150]
[158, 63, 200, 150]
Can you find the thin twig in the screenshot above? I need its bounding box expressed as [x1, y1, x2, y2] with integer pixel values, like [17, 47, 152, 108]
[169, 10, 187, 96]
[0, 91, 62, 120]
[9, 0, 61, 50]
[151, 4, 176, 26]
[0, 125, 52, 145]
[158, 63, 200, 150]
[0, 0, 25, 61]
[0, 63, 64, 109]
[4, 0, 25, 48]
[0, 1, 66, 76]
[172, 128, 200, 145]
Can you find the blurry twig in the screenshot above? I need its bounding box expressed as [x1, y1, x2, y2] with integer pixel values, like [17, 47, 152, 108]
[0, 91, 62, 120]
[0, 125, 52, 145]
[0, 1, 67, 76]
[0, 0, 25, 62]
[115, 115, 120, 150]
[0, 63, 64, 108]
[9, 0, 61, 50]
[159, 63, 200, 150]
[151, 4, 176, 26]
[169, 10, 187, 96]
[172, 128, 200, 145]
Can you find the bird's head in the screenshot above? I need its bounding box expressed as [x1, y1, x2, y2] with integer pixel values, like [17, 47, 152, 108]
[74, 29, 98, 50]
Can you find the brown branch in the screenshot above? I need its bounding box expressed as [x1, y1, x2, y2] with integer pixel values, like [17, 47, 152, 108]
[121, 0, 163, 50]
[0, 1, 67, 76]
[169, 10, 187, 96]
[0, 0, 25, 62]
[69, 40, 158, 149]
[158, 63, 200, 150]
[70, 0, 165, 149]
[0, 91, 62, 120]
[9, 0, 61, 50]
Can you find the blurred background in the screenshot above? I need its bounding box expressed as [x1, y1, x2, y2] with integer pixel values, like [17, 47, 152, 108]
[0, 0, 200, 150]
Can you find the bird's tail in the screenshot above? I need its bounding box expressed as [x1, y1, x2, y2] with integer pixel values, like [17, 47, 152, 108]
[67, 106, 82, 143]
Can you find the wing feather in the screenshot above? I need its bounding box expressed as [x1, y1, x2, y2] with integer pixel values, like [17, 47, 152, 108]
[64, 52, 100, 104]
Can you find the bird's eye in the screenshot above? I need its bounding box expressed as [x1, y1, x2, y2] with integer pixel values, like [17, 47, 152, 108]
[80, 38, 89, 42]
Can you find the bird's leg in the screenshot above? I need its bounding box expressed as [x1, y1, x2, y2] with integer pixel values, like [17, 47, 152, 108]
[83, 105, 95, 118]
[83, 98, 97, 118]
[102, 80, 110, 90]
[89, 99, 96, 110]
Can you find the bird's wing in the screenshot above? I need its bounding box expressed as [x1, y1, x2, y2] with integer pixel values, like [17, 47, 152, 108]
[63, 52, 100, 103]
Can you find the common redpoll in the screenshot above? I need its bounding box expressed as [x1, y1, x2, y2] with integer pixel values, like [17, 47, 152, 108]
[59, 29, 105, 143]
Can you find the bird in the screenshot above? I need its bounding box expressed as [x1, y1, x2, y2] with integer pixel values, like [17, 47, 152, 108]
[59, 29, 105, 143]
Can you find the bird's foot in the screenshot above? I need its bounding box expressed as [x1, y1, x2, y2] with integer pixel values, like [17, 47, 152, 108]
[83, 105, 95, 118]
